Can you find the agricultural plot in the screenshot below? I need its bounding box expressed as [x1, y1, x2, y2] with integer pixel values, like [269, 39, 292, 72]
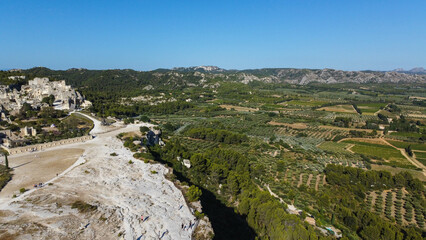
[414, 151, 426, 166]
[388, 132, 424, 141]
[276, 135, 323, 151]
[284, 99, 328, 107]
[386, 140, 426, 151]
[357, 103, 387, 115]
[315, 154, 365, 169]
[282, 109, 328, 120]
[317, 104, 357, 113]
[219, 104, 259, 112]
[342, 140, 407, 162]
[269, 169, 327, 209]
[275, 126, 347, 140]
[317, 141, 350, 154]
[366, 189, 424, 229]
[321, 112, 378, 123]
[179, 138, 219, 152]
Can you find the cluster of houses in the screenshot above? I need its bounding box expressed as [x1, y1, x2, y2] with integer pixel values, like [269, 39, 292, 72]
[0, 77, 88, 117]
[0, 77, 91, 150]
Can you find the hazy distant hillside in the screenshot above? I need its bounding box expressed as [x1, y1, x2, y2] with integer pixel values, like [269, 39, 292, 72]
[1, 67, 424, 93]
[392, 67, 426, 75]
[232, 68, 426, 85]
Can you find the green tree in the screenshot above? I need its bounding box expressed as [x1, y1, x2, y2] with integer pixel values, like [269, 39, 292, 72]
[186, 185, 202, 202]
[405, 145, 413, 157]
[42, 94, 55, 106]
[0, 149, 8, 169]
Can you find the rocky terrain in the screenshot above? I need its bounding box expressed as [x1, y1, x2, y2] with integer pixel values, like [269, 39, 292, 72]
[0, 114, 211, 240]
[8, 67, 424, 90]
[0, 77, 87, 115]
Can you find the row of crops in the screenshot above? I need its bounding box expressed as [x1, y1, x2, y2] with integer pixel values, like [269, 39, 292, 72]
[315, 155, 366, 169]
[322, 112, 379, 122]
[366, 189, 425, 229]
[275, 135, 324, 151]
[179, 138, 219, 152]
[276, 126, 348, 140]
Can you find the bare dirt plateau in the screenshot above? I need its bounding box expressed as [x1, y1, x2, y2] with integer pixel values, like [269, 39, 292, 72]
[0, 114, 196, 240]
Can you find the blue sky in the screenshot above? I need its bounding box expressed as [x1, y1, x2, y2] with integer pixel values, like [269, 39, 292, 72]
[0, 0, 425, 71]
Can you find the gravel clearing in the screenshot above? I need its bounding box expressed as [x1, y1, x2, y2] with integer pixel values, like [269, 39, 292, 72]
[0, 113, 196, 240]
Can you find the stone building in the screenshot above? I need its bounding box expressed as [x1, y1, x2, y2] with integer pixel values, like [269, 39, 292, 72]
[0, 77, 86, 113]
[21, 126, 37, 137]
[145, 129, 164, 146]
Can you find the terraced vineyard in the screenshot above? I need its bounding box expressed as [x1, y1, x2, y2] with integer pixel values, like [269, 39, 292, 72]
[366, 188, 425, 229]
[315, 153, 366, 169]
[179, 138, 219, 152]
[275, 126, 347, 140]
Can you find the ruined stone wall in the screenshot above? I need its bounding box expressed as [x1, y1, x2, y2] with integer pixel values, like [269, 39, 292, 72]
[5, 135, 93, 155]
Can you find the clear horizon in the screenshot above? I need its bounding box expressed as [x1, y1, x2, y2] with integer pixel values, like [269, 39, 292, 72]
[1, 65, 425, 72]
[1, 0, 425, 71]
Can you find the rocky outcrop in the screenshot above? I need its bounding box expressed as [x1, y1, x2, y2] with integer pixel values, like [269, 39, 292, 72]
[0, 77, 86, 113]
[234, 68, 426, 85]
[163, 66, 426, 85]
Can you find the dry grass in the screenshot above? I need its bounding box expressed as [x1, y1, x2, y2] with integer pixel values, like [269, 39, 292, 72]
[319, 125, 374, 132]
[219, 104, 259, 112]
[317, 104, 357, 113]
[268, 121, 308, 129]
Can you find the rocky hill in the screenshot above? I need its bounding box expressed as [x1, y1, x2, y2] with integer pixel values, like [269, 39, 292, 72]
[232, 68, 426, 85]
[170, 66, 426, 85]
[392, 67, 426, 75]
[1, 67, 424, 95]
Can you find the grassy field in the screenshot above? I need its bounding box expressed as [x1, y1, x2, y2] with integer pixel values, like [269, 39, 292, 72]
[318, 104, 357, 113]
[63, 113, 94, 132]
[414, 151, 426, 166]
[285, 99, 328, 106]
[386, 140, 426, 151]
[343, 140, 406, 162]
[357, 103, 387, 115]
[389, 132, 423, 138]
[318, 141, 350, 153]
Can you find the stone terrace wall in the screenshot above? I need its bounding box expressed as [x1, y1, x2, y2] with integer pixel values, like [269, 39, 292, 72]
[5, 135, 93, 155]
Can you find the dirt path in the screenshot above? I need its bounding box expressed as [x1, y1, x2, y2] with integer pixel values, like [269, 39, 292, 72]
[374, 104, 389, 116]
[381, 139, 426, 175]
[338, 137, 426, 177]
[370, 192, 377, 211]
[345, 144, 355, 153]
[297, 174, 304, 188]
[315, 175, 321, 191]
[306, 174, 313, 187]
[284, 169, 289, 181]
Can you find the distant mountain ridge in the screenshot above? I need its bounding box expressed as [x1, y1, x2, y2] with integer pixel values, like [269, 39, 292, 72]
[2, 66, 425, 89]
[170, 66, 426, 85]
[392, 67, 426, 75]
[172, 66, 227, 73]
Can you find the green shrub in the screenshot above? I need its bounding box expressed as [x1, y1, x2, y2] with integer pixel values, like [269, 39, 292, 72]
[186, 185, 202, 202]
[194, 210, 205, 219]
[71, 200, 97, 213]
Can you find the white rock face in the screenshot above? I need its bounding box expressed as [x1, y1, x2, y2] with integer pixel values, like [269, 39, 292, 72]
[0, 77, 85, 113]
[0, 114, 197, 240]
